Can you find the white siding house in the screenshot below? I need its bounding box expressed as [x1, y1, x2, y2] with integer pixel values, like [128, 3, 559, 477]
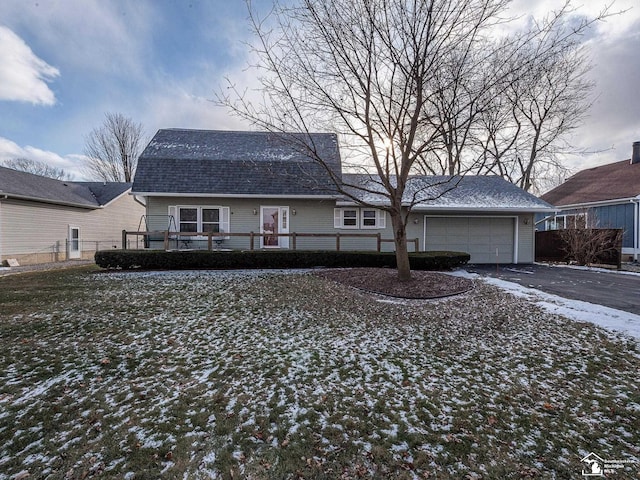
[0, 167, 145, 265]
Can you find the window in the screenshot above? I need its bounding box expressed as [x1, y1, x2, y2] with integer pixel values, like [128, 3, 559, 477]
[361, 209, 386, 228]
[179, 208, 198, 232]
[334, 208, 358, 229]
[202, 208, 221, 233]
[169, 206, 230, 237]
[334, 208, 386, 229]
[343, 210, 358, 227]
[545, 213, 588, 230]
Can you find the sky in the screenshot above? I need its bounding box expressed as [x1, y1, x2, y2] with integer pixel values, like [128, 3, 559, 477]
[0, 0, 639, 183]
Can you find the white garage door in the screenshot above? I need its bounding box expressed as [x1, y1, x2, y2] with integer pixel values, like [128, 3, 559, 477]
[425, 217, 515, 264]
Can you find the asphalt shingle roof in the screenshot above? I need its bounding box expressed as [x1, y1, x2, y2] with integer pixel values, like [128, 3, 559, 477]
[132, 129, 342, 196]
[342, 174, 554, 211]
[541, 159, 640, 206]
[0, 166, 131, 208]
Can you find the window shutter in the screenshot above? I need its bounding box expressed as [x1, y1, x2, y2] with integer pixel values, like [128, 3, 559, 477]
[168, 206, 178, 232]
[377, 210, 386, 229]
[334, 208, 342, 228]
[221, 207, 230, 239]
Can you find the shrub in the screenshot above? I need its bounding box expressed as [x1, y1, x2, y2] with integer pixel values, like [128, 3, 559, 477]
[558, 228, 623, 267]
[95, 250, 469, 271]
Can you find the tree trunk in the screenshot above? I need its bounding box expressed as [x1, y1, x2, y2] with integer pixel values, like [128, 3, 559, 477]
[390, 210, 412, 282]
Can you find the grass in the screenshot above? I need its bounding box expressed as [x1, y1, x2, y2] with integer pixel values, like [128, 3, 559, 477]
[0, 266, 639, 479]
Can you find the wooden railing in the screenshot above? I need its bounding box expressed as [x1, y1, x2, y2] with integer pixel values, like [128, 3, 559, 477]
[122, 230, 420, 252]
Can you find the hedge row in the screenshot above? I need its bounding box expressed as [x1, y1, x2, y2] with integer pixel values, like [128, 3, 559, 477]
[95, 249, 470, 271]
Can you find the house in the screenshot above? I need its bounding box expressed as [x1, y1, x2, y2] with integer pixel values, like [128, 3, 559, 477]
[0, 166, 145, 265]
[539, 141, 640, 261]
[131, 128, 554, 264]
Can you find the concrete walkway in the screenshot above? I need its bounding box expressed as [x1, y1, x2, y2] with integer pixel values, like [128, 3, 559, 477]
[467, 263, 640, 315]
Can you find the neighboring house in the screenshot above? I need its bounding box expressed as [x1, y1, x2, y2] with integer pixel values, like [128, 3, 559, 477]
[539, 141, 640, 261]
[131, 128, 554, 264]
[0, 166, 145, 265]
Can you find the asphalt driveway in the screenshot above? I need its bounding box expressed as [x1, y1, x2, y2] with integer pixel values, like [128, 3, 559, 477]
[466, 264, 640, 315]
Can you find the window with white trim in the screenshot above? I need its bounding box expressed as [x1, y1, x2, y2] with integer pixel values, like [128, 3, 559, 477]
[334, 208, 386, 229]
[334, 208, 358, 229]
[169, 206, 230, 237]
[360, 209, 386, 229]
[545, 213, 587, 230]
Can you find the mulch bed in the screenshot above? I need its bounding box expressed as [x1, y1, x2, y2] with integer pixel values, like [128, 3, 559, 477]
[314, 267, 474, 299]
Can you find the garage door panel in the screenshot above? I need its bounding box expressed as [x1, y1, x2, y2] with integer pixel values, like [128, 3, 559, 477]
[425, 217, 514, 263]
[468, 222, 488, 235]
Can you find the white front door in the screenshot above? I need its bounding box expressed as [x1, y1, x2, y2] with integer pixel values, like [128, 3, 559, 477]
[68, 226, 81, 259]
[261, 206, 289, 248]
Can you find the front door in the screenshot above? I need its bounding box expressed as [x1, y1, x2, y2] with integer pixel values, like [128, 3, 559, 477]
[68, 226, 81, 259]
[261, 206, 289, 248]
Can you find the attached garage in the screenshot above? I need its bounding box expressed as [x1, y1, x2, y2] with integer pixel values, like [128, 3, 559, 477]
[425, 216, 516, 263]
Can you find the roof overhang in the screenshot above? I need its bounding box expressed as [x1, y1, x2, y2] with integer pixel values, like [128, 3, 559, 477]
[410, 206, 556, 213]
[336, 199, 555, 213]
[551, 196, 640, 210]
[132, 192, 341, 200]
[0, 192, 100, 210]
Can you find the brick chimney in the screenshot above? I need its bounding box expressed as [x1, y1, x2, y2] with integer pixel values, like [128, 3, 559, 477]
[632, 141, 640, 164]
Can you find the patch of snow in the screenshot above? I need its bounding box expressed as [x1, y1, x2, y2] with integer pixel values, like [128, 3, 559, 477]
[452, 270, 640, 339]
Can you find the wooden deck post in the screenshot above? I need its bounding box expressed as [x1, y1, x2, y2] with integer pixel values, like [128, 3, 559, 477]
[122, 230, 127, 250]
[164, 231, 169, 250]
[377, 233, 381, 252]
[336, 232, 341, 252]
[292, 232, 297, 250]
[249, 232, 254, 251]
[207, 232, 213, 251]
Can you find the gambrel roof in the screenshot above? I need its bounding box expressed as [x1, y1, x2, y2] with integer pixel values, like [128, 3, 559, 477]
[132, 129, 342, 197]
[542, 159, 640, 206]
[0, 166, 131, 209]
[132, 128, 553, 212]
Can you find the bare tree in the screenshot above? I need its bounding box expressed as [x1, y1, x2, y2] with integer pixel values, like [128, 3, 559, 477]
[83, 113, 145, 182]
[478, 34, 595, 193]
[220, 0, 609, 281]
[2, 158, 71, 180]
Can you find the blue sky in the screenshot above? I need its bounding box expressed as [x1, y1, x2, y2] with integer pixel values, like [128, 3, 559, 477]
[0, 0, 639, 181]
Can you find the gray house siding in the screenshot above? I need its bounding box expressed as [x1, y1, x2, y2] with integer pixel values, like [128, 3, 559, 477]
[144, 197, 536, 261]
[145, 197, 397, 251]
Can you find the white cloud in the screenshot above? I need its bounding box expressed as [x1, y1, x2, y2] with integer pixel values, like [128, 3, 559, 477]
[0, 137, 87, 180]
[0, 26, 59, 105]
[0, 1, 154, 77]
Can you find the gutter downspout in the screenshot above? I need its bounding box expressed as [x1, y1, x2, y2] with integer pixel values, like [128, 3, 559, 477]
[133, 195, 147, 208]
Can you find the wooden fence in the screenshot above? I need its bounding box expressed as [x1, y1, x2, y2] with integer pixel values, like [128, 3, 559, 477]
[535, 229, 623, 269]
[123, 230, 420, 253]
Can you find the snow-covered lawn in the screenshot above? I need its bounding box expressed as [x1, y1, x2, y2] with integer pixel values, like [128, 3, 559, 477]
[0, 268, 638, 479]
